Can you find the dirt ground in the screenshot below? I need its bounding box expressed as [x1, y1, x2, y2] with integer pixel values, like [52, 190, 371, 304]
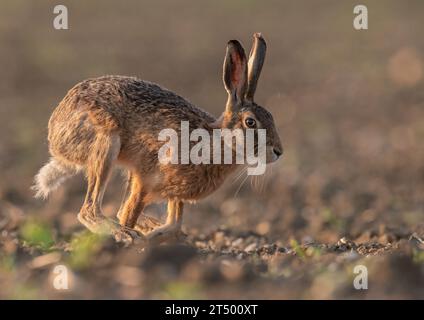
[0, 1, 423, 299]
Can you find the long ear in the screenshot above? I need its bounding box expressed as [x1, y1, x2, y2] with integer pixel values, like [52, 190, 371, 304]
[223, 40, 247, 112]
[245, 33, 267, 102]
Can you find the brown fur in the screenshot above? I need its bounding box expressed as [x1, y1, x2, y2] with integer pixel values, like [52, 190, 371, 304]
[33, 33, 283, 245]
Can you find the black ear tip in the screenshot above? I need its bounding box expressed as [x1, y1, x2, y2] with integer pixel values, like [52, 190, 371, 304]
[253, 32, 267, 46]
[227, 39, 241, 47]
[227, 40, 246, 56]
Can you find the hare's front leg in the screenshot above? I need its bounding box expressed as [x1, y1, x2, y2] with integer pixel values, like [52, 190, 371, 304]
[77, 133, 141, 244]
[117, 173, 186, 245]
[117, 172, 162, 233]
[144, 200, 187, 245]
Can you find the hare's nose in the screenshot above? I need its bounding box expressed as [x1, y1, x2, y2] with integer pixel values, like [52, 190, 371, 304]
[273, 147, 283, 157]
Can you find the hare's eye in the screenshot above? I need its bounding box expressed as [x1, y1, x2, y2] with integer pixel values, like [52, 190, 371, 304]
[245, 117, 256, 128]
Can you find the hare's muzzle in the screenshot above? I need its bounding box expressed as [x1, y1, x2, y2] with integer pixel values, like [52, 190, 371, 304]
[265, 145, 283, 163]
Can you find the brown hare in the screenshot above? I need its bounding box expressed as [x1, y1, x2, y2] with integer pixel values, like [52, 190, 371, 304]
[33, 33, 283, 245]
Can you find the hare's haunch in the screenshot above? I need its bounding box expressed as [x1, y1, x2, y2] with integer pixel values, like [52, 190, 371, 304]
[33, 33, 283, 245]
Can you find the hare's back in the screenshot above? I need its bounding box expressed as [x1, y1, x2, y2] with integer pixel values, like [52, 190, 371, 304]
[55, 75, 213, 121]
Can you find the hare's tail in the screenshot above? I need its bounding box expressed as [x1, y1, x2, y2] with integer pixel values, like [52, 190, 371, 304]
[32, 158, 80, 199]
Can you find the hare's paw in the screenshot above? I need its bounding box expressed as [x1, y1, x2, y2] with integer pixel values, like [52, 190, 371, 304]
[134, 215, 163, 234]
[144, 224, 187, 246]
[78, 211, 144, 245]
[78, 212, 118, 234]
[112, 226, 145, 246]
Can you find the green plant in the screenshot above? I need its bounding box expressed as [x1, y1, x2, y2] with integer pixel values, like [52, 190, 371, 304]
[68, 231, 105, 270]
[20, 219, 54, 251]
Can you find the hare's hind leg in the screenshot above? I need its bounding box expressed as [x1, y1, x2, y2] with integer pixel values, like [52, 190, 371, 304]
[77, 132, 140, 244]
[117, 171, 162, 233]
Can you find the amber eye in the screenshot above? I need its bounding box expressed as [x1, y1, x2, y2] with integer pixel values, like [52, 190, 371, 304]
[245, 117, 256, 128]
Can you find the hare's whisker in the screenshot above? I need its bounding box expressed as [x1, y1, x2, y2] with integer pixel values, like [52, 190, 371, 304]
[231, 166, 248, 186]
[234, 173, 249, 198]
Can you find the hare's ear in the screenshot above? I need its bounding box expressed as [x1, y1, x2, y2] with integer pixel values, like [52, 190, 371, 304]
[223, 40, 247, 112]
[245, 33, 267, 102]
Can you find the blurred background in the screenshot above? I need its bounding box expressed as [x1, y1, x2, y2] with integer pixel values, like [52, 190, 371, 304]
[0, 0, 423, 299]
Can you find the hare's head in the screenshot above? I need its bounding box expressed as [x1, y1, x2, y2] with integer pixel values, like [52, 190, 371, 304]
[218, 33, 283, 164]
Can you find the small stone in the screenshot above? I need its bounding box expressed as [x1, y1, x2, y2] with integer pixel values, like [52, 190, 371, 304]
[195, 241, 207, 249]
[231, 238, 244, 247]
[214, 231, 226, 246]
[244, 243, 258, 253]
[28, 252, 62, 269]
[277, 247, 288, 253]
[339, 237, 348, 245]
